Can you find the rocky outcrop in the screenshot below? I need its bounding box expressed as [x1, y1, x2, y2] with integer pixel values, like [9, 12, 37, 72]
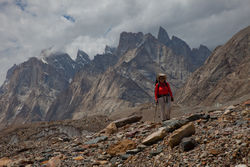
[191, 45, 211, 69]
[45, 70, 93, 121]
[0, 50, 96, 128]
[42, 52, 78, 79]
[91, 53, 119, 74]
[0, 56, 72, 127]
[105, 45, 116, 54]
[176, 26, 250, 106]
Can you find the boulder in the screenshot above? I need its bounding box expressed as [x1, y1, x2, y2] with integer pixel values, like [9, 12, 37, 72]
[105, 122, 118, 135]
[113, 116, 142, 128]
[162, 119, 187, 132]
[186, 113, 205, 122]
[142, 127, 167, 145]
[168, 122, 195, 148]
[180, 137, 197, 151]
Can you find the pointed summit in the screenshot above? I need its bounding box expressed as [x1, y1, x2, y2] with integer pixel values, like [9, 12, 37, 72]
[105, 45, 116, 54]
[75, 49, 91, 68]
[157, 26, 170, 46]
[116, 32, 144, 56]
[76, 50, 90, 62]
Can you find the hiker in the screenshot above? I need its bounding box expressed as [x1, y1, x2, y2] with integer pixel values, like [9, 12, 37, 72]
[155, 73, 174, 121]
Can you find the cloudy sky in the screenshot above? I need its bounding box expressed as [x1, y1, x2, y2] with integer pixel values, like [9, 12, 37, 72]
[0, 0, 250, 84]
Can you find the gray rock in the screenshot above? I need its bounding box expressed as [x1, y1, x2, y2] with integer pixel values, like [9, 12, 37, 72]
[137, 144, 147, 150]
[186, 113, 205, 122]
[120, 154, 130, 160]
[126, 149, 141, 155]
[162, 119, 187, 132]
[113, 116, 142, 128]
[180, 137, 197, 151]
[84, 136, 108, 145]
[149, 145, 164, 156]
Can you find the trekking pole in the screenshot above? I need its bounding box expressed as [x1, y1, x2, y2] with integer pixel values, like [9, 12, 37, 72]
[154, 102, 158, 122]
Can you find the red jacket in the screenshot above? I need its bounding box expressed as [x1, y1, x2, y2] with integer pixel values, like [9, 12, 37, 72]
[155, 82, 173, 100]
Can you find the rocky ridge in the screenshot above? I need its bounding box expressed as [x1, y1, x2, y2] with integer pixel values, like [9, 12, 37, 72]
[0, 100, 249, 166]
[40, 27, 211, 121]
[177, 26, 250, 107]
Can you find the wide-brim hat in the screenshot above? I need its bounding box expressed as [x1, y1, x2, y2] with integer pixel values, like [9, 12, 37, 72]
[157, 73, 166, 81]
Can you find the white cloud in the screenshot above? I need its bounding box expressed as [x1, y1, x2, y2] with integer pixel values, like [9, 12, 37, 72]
[65, 35, 115, 59]
[0, 0, 250, 84]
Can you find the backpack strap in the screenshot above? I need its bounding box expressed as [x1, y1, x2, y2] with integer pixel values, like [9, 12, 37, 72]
[157, 83, 160, 98]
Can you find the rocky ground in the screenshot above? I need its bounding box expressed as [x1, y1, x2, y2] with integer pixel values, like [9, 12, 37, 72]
[0, 101, 249, 167]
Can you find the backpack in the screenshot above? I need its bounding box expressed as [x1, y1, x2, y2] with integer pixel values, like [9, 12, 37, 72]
[155, 78, 169, 98]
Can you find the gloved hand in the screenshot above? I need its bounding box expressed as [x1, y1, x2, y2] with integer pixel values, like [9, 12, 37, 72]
[155, 99, 158, 104]
[171, 97, 174, 102]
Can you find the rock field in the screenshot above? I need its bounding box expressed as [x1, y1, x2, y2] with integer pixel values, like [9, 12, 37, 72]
[0, 101, 249, 167]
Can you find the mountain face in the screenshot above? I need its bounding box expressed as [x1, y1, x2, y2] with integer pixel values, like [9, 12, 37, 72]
[46, 28, 211, 121]
[0, 26, 211, 127]
[0, 55, 73, 127]
[157, 28, 211, 72]
[176, 26, 250, 106]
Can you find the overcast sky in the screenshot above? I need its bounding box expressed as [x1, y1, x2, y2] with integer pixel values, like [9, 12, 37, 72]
[0, 0, 250, 85]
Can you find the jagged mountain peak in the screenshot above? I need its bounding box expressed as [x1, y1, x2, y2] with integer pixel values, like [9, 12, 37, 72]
[0, 26, 215, 128]
[158, 26, 170, 45]
[118, 31, 144, 45]
[120, 31, 144, 37]
[77, 49, 89, 59]
[116, 31, 144, 56]
[76, 49, 91, 66]
[105, 45, 116, 54]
